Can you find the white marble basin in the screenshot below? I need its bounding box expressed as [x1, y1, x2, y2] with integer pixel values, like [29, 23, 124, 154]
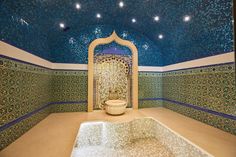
[105, 100, 127, 115]
[71, 118, 212, 157]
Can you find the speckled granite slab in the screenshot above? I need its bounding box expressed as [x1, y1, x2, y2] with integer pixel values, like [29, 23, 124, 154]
[71, 118, 213, 157]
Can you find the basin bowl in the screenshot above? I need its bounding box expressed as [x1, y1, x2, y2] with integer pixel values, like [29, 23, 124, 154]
[105, 100, 127, 115]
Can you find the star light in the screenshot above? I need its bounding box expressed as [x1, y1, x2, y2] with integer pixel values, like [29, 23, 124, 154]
[119, 1, 124, 8]
[132, 18, 136, 23]
[158, 34, 163, 39]
[59, 23, 65, 28]
[183, 15, 191, 22]
[153, 16, 160, 22]
[75, 3, 81, 9]
[96, 13, 101, 19]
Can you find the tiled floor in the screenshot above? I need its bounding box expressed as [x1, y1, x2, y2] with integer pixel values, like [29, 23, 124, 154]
[0, 107, 236, 157]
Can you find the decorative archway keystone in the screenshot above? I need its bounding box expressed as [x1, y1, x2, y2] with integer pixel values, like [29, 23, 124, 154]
[88, 31, 138, 112]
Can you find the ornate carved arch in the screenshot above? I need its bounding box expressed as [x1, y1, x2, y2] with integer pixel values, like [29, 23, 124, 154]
[88, 31, 138, 112]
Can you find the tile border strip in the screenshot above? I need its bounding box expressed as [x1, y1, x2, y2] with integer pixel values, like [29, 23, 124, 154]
[0, 101, 87, 132]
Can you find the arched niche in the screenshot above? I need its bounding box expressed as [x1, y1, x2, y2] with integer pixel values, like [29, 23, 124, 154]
[88, 31, 138, 112]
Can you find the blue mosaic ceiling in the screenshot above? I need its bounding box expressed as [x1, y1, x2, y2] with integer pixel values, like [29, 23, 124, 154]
[0, 0, 234, 66]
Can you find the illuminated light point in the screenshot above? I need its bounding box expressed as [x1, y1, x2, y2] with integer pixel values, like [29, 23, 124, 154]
[59, 23, 65, 28]
[96, 13, 101, 18]
[132, 18, 136, 23]
[119, 1, 124, 8]
[75, 3, 81, 9]
[183, 15, 191, 22]
[154, 16, 160, 22]
[158, 34, 163, 39]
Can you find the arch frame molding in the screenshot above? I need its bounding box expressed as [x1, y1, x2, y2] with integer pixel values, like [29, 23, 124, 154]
[87, 31, 138, 112]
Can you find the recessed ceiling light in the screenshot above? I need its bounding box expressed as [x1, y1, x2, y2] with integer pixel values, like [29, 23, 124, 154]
[153, 16, 160, 22]
[75, 3, 81, 9]
[183, 15, 191, 22]
[59, 23, 65, 28]
[158, 34, 163, 39]
[132, 18, 136, 23]
[96, 13, 101, 18]
[119, 1, 124, 8]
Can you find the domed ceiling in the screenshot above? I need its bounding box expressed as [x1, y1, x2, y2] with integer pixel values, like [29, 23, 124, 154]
[0, 0, 234, 66]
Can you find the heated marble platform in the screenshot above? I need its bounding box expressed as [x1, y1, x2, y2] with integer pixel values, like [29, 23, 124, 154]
[71, 117, 212, 157]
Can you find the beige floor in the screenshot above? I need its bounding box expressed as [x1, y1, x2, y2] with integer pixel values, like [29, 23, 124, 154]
[0, 107, 236, 157]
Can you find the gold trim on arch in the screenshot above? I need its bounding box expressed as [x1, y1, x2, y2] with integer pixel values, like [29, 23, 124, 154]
[88, 31, 138, 112]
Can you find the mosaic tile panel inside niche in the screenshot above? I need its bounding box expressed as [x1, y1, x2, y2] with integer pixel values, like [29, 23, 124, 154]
[162, 63, 236, 135]
[94, 54, 132, 109]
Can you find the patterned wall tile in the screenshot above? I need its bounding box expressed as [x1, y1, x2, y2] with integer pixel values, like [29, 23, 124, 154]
[0, 57, 51, 128]
[0, 57, 89, 150]
[139, 100, 163, 108]
[163, 101, 236, 135]
[162, 63, 236, 135]
[1, 55, 235, 151]
[51, 103, 87, 113]
[51, 70, 88, 112]
[138, 72, 163, 108]
[51, 71, 88, 102]
[0, 108, 50, 150]
[0, 57, 52, 150]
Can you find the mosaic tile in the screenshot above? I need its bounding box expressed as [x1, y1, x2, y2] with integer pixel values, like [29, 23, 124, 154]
[51, 103, 87, 113]
[0, 1, 233, 65]
[138, 72, 163, 108]
[162, 63, 236, 135]
[0, 108, 50, 150]
[162, 63, 235, 115]
[71, 118, 211, 157]
[139, 72, 162, 98]
[164, 101, 236, 135]
[0, 57, 88, 150]
[1, 56, 235, 151]
[51, 71, 88, 103]
[0, 58, 51, 127]
[0, 57, 51, 150]
[139, 100, 163, 109]
[94, 54, 132, 109]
